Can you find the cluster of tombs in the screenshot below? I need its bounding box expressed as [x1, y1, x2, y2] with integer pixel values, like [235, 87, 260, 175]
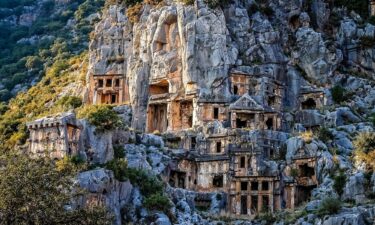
[27, 64, 326, 216]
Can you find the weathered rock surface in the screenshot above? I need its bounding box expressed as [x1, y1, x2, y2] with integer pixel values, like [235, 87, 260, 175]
[77, 168, 133, 225]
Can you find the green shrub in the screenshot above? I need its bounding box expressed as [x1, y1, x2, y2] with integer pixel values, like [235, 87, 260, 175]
[317, 197, 342, 216]
[0, 102, 8, 115]
[353, 132, 375, 171]
[113, 145, 125, 159]
[144, 193, 171, 213]
[333, 171, 347, 196]
[369, 16, 375, 25]
[370, 113, 375, 126]
[82, 105, 123, 131]
[57, 96, 82, 109]
[25, 56, 43, 70]
[105, 158, 128, 181]
[125, 168, 163, 197]
[290, 168, 299, 178]
[70, 154, 86, 165]
[330, 85, 346, 103]
[317, 127, 334, 143]
[334, 0, 368, 19]
[359, 36, 375, 48]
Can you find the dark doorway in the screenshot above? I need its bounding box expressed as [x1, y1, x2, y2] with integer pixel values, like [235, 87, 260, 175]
[268, 96, 276, 107]
[299, 164, 315, 177]
[236, 118, 247, 128]
[240, 156, 246, 168]
[266, 118, 273, 130]
[251, 181, 258, 191]
[191, 137, 196, 149]
[213, 107, 219, 119]
[216, 142, 222, 153]
[241, 182, 248, 191]
[301, 98, 317, 110]
[98, 79, 104, 87]
[213, 175, 223, 187]
[241, 196, 247, 215]
[234, 85, 239, 95]
[111, 94, 116, 104]
[262, 181, 269, 191]
[106, 79, 112, 87]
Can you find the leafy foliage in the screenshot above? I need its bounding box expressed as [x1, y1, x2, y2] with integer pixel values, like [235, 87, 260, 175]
[353, 132, 375, 171]
[56, 96, 83, 110]
[113, 145, 125, 159]
[144, 193, 172, 213]
[317, 127, 334, 143]
[105, 158, 128, 181]
[0, 151, 113, 224]
[317, 197, 342, 216]
[0, 0, 104, 101]
[125, 168, 164, 197]
[0, 52, 88, 150]
[333, 170, 347, 196]
[359, 36, 375, 48]
[126, 3, 143, 24]
[79, 105, 123, 131]
[333, 0, 368, 19]
[330, 85, 347, 104]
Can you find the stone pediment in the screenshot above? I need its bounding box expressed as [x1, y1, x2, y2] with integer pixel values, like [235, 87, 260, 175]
[229, 94, 265, 111]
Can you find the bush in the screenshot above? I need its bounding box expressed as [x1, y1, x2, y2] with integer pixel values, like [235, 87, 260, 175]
[105, 158, 128, 181]
[144, 193, 171, 213]
[330, 85, 346, 103]
[80, 105, 123, 131]
[125, 168, 163, 197]
[113, 145, 125, 159]
[25, 55, 43, 70]
[317, 197, 342, 216]
[290, 168, 299, 178]
[0, 102, 8, 115]
[369, 16, 375, 25]
[353, 132, 375, 171]
[57, 95, 82, 109]
[359, 36, 375, 48]
[333, 171, 347, 196]
[317, 127, 334, 143]
[334, 0, 368, 19]
[370, 113, 375, 126]
[126, 3, 143, 24]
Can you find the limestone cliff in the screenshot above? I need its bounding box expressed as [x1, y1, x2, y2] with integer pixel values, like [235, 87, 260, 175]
[22, 0, 375, 224]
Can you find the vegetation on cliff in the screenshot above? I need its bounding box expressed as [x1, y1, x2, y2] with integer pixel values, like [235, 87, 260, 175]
[0, 0, 104, 102]
[0, 150, 113, 224]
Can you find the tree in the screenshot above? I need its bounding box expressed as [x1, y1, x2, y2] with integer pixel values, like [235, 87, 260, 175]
[0, 151, 113, 225]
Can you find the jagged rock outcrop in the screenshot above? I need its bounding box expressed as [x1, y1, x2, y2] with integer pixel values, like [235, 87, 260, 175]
[77, 169, 133, 225]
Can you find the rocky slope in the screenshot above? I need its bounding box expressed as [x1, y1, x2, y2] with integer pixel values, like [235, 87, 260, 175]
[73, 0, 375, 224]
[1, 0, 375, 224]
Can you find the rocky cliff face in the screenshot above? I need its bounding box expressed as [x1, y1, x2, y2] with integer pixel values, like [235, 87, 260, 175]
[87, 0, 375, 127]
[28, 0, 375, 224]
